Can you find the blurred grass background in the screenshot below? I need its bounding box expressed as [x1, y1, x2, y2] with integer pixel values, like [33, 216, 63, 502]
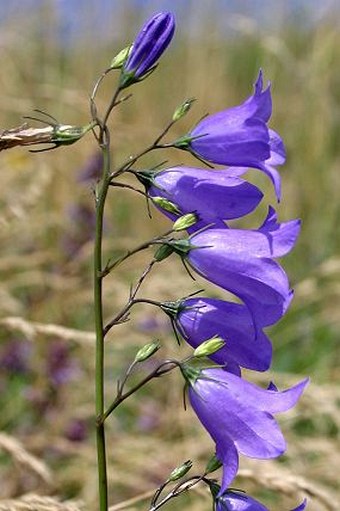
[0, 1, 339, 510]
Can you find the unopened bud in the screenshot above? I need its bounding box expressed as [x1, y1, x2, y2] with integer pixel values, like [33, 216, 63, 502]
[134, 341, 160, 363]
[193, 336, 225, 358]
[154, 244, 174, 262]
[168, 460, 193, 481]
[173, 213, 197, 231]
[172, 98, 196, 122]
[152, 196, 181, 215]
[110, 45, 132, 69]
[205, 453, 222, 474]
[52, 123, 93, 146]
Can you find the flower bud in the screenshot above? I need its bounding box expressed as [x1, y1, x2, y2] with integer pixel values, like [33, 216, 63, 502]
[110, 45, 132, 69]
[121, 12, 175, 88]
[173, 213, 197, 231]
[154, 244, 174, 262]
[172, 98, 195, 122]
[52, 123, 93, 147]
[168, 460, 192, 481]
[205, 453, 222, 474]
[134, 341, 160, 363]
[151, 196, 181, 215]
[193, 336, 225, 358]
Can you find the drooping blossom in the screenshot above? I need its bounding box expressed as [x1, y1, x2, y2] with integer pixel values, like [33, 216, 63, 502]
[161, 297, 272, 372]
[122, 12, 175, 86]
[137, 166, 263, 230]
[184, 366, 308, 492]
[215, 490, 307, 511]
[169, 208, 300, 327]
[176, 71, 284, 200]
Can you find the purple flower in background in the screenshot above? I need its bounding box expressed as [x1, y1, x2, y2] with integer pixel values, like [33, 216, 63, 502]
[180, 208, 300, 327]
[179, 71, 284, 200]
[186, 367, 308, 491]
[122, 12, 175, 86]
[0, 339, 31, 374]
[138, 166, 263, 229]
[46, 340, 80, 387]
[65, 418, 88, 442]
[216, 490, 307, 511]
[77, 151, 103, 183]
[162, 297, 272, 372]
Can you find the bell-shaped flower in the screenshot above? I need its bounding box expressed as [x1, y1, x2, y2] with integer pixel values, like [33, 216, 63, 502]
[176, 71, 284, 200]
[185, 366, 308, 492]
[215, 490, 307, 511]
[137, 166, 263, 230]
[175, 208, 300, 327]
[122, 12, 175, 87]
[161, 297, 272, 372]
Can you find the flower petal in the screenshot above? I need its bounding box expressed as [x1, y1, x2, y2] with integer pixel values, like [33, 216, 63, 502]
[177, 297, 272, 371]
[188, 228, 294, 326]
[148, 166, 263, 225]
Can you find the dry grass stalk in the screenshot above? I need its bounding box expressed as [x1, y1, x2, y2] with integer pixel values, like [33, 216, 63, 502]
[0, 317, 95, 346]
[0, 494, 83, 511]
[0, 433, 52, 486]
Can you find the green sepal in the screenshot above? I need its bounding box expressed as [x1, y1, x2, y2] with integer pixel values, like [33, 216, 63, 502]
[168, 238, 192, 256]
[173, 134, 193, 149]
[159, 299, 183, 318]
[180, 363, 202, 386]
[208, 480, 221, 500]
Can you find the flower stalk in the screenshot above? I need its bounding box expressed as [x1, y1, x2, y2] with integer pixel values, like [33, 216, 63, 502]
[94, 133, 111, 511]
[8, 9, 309, 510]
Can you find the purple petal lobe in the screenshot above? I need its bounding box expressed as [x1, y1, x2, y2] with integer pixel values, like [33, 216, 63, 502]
[176, 297, 272, 371]
[216, 491, 307, 511]
[187, 72, 284, 199]
[216, 490, 269, 510]
[187, 225, 297, 326]
[147, 166, 263, 227]
[188, 368, 308, 492]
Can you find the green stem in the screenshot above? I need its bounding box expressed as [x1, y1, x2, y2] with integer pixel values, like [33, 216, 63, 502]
[101, 360, 179, 424]
[94, 133, 111, 511]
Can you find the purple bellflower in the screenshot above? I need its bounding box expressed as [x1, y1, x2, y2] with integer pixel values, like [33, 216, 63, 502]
[170, 208, 300, 327]
[176, 71, 284, 200]
[161, 297, 272, 373]
[138, 166, 263, 230]
[122, 12, 175, 87]
[215, 490, 307, 511]
[185, 366, 308, 492]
